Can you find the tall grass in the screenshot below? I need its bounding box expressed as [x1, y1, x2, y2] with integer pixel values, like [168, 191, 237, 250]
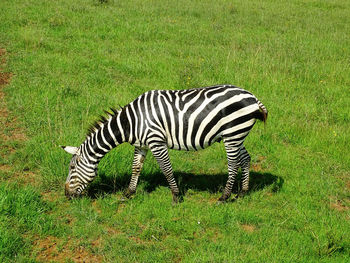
[0, 0, 349, 262]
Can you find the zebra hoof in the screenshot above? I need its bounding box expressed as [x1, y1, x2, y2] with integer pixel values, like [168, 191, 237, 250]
[172, 194, 183, 205]
[123, 189, 135, 199]
[237, 190, 248, 198]
[119, 196, 128, 202]
[218, 195, 229, 203]
[217, 197, 229, 205]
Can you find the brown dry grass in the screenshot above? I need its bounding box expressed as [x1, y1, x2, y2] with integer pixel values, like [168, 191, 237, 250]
[34, 236, 103, 263]
[241, 224, 256, 233]
[330, 199, 349, 212]
[251, 156, 266, 172]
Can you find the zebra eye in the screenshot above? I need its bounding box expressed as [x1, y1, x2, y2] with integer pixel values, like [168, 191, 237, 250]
[70, 164, 75, 170]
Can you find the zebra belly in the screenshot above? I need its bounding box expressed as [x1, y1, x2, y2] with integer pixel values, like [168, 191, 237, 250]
[166, 133, 221, 151]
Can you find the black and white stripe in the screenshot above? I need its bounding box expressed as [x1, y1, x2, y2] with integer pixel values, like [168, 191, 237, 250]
[62, 85, 268, 202]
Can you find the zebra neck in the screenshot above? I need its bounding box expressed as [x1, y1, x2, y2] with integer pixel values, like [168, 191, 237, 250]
[81, 112, 127, 164]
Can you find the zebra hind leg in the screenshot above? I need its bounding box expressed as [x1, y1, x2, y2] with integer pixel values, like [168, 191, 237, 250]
[123, 147, 147, 199]
[150, 144, 181, 204]
[237, 146, 251, 198]
[218, 143, 241, 203]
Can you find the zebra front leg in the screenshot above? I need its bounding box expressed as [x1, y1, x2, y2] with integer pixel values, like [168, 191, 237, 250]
[219, 143, 241, 202]
[238, 146, 251, 198]
[124, 147, 147, 199]
[150, 144, 180, 204]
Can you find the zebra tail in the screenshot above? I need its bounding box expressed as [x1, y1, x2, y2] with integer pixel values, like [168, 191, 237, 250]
[256, 100, 268, 123]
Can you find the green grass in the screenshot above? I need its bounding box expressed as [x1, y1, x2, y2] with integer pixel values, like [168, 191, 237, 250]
[0, 0, 349, 262]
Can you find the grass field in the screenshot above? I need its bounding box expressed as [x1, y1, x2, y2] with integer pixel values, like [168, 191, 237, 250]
[0, 0, 349, 262]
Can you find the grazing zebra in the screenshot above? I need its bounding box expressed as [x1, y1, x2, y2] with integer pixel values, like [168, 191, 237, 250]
[61, 85, 268, 203]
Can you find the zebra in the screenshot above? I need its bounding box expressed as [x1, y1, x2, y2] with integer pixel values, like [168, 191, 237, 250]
[61, 85, 268, 203]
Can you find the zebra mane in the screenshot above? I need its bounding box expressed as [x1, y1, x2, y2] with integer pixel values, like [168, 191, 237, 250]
[86, 106, 122, 136]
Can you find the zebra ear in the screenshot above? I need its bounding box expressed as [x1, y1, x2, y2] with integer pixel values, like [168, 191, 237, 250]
[61, 146, 78, 155]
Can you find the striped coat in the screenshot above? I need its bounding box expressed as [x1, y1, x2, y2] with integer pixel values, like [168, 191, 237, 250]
[62, 85, 268, 203]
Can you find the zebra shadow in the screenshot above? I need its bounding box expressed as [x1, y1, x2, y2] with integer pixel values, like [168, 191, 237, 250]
[87, 170, 283, 199]
[142, 171, 283, 197]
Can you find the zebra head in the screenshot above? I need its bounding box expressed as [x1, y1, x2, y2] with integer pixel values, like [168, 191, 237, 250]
[61, 146, 97, 199]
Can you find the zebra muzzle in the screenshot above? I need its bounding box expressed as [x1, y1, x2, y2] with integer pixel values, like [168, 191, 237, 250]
[65, 183, 72, 199]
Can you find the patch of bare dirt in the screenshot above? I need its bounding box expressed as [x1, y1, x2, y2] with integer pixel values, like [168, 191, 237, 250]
[41, 190, 63, 202]
[330, 200, 349, 212]
[346, 180, 350, 191]
[106, 226, 123, 236]
[0, 49, 12, 86]
[241, 224, 256, 233]
[0, 164, 11, 172]
[251, 156, 266, 172]
[91, 200, 102, 214]
[91, 237, 103, 248]
[0, 72, 12, 86]
[129, 235, 149, 245]
[6, 170, 42, 186]
[34, 236, 103, 263]
[0, 48, 9, 71]
[0, 48, 6, 57]
[210, 229, 223, 243]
